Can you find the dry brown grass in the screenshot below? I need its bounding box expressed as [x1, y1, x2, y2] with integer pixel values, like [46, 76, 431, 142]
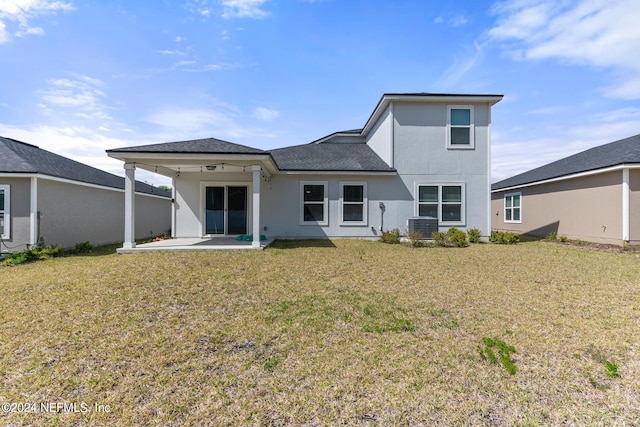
[1, 240, 639, 426]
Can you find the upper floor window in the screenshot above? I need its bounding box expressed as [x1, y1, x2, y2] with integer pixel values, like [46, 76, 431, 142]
[417, 183, 465, 225]
[447, 105, 474, 149]
[340, 182, 367, 226]
[504, 192, 521, 223]
[0, 185, 9, 239]
[300, 181, 328, 225]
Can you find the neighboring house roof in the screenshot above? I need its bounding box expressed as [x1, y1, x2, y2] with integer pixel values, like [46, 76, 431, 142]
[107, 137, 267, 154]
[270, 142, 395, 172]
[492, 133, 640, 191]
[0, 136, 170, 197]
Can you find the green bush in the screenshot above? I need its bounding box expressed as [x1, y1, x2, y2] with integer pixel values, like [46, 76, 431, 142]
[467, 228, 482, 243]
[490, 231, 520, 245]
[407, 230, 426, 248]
[2, 245, 62, 265]
[446, 227, 468, 248]
[380, 228, 401, 244]
[74, 241, 94, 254]
[545, 232, 557, 240]
[431, 231, 447, 247]
[559, 235, 568, 243]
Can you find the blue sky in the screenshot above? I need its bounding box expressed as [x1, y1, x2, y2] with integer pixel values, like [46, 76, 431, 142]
[1, 0, 639, 187]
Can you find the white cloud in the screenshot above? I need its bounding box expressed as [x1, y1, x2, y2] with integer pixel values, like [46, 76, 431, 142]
[491, 110, 640, 182]
[489, 0, 640, 99]
[449, 15, 469, 27]
[252, 107, 279, 121]
[436, 41, 484, 89]
[0, 123, 171, 186]
[0, 0, 74, 43]
[221, 0, 269, 19]
[38, 75, 112, 120]
[144, 105, 281, 142]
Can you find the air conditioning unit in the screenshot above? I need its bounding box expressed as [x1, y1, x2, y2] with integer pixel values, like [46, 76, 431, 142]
[407, 217, 438, 238]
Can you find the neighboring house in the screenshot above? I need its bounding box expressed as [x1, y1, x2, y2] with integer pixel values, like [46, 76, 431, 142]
[491, 133, 640, 245]
[0, 136, 171, 252]
[107, 93, 503, 249]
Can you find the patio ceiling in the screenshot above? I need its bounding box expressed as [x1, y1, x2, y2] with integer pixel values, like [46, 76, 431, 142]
[106, 152, 279, 177]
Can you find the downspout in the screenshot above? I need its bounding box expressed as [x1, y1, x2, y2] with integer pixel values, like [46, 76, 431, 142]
[622, 167, 630, 242]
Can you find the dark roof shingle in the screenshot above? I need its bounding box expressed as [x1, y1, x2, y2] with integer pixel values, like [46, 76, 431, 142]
[0, 137, 170, 197]
[107, 137, 267, 154]
[492, 133, 640, 191]
[270, 142, 395, 172]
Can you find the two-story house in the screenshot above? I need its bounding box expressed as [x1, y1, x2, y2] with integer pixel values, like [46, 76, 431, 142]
[107, 93, 503, 250]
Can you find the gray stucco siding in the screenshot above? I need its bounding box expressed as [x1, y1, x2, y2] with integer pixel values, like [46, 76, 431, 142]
[37, 179, 171, 248]
[0, 177, 31, 252]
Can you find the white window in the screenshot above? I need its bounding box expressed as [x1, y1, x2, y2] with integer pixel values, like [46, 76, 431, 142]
[340, 182, 367, 226]
[447, 105, 474, 149]
[300, 181, 328, 225]
[504, 192, 521, 223]
[0, 185, 9, 239]
[417, 183, 465, 225]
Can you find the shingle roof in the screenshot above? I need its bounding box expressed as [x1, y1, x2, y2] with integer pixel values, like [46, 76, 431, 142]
[0, 137, 170, 197]
[107, 137, 267, 154]
[270, 142, 395, 172]
[492, 133, 640, 191]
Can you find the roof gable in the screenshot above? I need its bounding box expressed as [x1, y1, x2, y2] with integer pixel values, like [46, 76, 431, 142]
[107, 137, 267, 154]
[0, 137, 169, 197]
[492, 133, 640, 191]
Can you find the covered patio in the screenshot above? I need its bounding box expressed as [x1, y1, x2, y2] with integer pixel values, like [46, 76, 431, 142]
[116, 236, 274, 253]
[106, 138, 279, 252]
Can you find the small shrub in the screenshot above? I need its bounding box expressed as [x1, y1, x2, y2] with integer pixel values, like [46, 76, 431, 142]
[380, 228, 401, 244]
[478, 337, 517, 375]
[431, 231, 447, 247]
[446, 227, 468, 248]
[559, 235, 568, 243]
[74, 241, 94, 254]
[490, 231, 520, 244]
[2, 245, 62, 265]
[467, 228, 482, 243]
[545, 232, 558, 240]
[407, 230, 425, 248]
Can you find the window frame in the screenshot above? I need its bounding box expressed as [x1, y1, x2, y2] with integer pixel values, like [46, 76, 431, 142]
[299, 181, 328, 226]
[447, 105, 475, 149]
[504, 192, 522, 224]
[0, 185, 9, 239]
[339, 181, 367, 226]
[416, 183, 465, 226]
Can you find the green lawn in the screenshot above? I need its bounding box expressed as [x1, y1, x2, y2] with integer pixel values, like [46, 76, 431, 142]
[1, 240, 639, 425]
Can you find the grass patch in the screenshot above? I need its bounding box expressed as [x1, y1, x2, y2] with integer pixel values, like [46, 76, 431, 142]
[1, 240, 639, 425]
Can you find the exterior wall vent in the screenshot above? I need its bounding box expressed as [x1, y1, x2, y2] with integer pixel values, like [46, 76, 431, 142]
[407, 217, 438, 238]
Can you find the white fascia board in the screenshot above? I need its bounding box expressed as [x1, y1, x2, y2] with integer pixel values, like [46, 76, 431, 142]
[491, 164, 640, 194]
[107, 153, 279, 175]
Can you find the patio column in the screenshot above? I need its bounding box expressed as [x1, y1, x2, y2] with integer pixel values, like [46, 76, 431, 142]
[29, 177, 38, 246]
[123, 163, 136, 249]
[622, 168, 630, 242]
[252, 165, 261, 248]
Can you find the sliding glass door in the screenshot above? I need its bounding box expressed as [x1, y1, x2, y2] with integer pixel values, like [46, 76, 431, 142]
[205, 186, 247, 235]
